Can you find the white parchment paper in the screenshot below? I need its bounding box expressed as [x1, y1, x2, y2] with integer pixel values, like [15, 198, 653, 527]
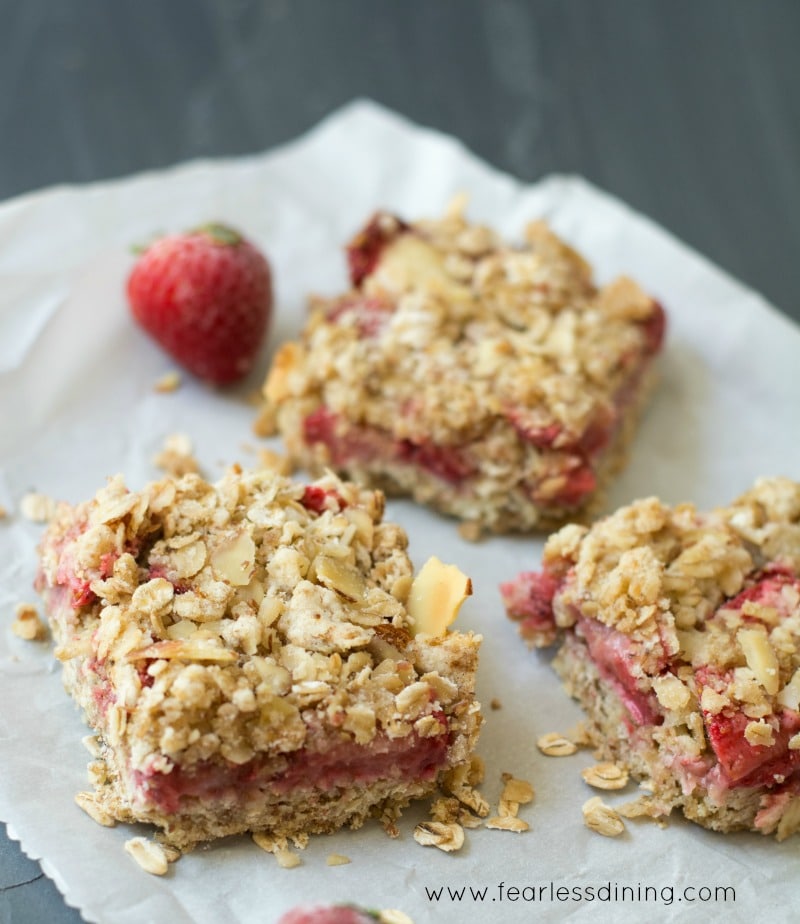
[1, 100, 798, 924]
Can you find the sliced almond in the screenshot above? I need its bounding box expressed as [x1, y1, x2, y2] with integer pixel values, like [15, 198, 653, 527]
[313, 554, 366, 601]
[407, 556, 472, 636]
[125, 640, 237, 664]
[737, 628, 780, 695]
[211, 527, 256, 586]
[365, 234, 468, 301]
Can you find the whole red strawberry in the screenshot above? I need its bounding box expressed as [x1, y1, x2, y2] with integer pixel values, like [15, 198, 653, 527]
[127, 223, 273, 385]
[276, 905, 379, 924]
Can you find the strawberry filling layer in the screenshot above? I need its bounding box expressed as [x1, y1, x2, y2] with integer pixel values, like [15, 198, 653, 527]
[131, 726, 450, 814]
[504, 562, 800, 799]
[303, 406, 602, 505]
[303, 407, 478, 486]
[576, 617, 662, 728]
[303, 298, 662, 509]
[346, 212, 408, 287]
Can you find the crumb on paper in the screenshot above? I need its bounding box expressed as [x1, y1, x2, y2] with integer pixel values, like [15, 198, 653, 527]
[275, 848, 301, 869]
[153, 370, 182, 393]
[75, 791, 116, 827]
[153, 432, 201, 477]
[20, 492, 57, 523]
[582, 796, 626, 837]
[11, 603, 48, 641]
[490, 697, 502, 710]
[581, 762, 630, 791]
[124, 836, 170, 875]
[252, 831, 308, 859]
[537, 732, 578, 757]
[0, 504, 8, 519]
[82, 734, 102, 758]
[486, 815, 529, 832]
[326, 853, 351, 866]
[500, 773, 534, 805]
[487, 772, 534, 831]
[413, 820, 465, 852]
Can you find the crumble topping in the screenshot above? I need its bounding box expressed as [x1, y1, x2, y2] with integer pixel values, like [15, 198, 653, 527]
[505, 477, 800, 838]
[11, 602, 48, 641]
[39, 469, 478, 769]
[535, 478, 800, 724]
[265, 202, 665, 531]
[37, 467, 482, 849]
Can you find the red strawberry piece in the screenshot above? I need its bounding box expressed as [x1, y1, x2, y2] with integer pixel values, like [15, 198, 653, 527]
[347, 211, 408, 287]
[300, 484, 346, 514]
[696, 666, 800, 785]
[639, 300, 666, 354]
[500, 569, 560, 635]
[276, 905, 378, 924]
[127, 223, 273, 385]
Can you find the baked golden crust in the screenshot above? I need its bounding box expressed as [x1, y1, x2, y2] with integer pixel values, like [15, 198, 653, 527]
[263, 205, 665, 534]
[37, 469, 482, 849]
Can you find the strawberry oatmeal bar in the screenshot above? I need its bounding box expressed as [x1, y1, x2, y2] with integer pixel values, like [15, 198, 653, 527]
[502, 477, 800, 839]
[35, 469, 481, 849]
[264, 204, 665, 533]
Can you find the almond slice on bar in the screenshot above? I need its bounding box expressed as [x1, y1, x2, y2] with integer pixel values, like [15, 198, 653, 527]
[407, 556, 472, 636]
[125, 639, 238, 663]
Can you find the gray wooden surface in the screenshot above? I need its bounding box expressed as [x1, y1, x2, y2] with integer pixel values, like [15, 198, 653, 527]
[1, 2, 798, 922]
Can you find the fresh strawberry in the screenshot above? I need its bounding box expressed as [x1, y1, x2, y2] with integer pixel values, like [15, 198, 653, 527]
[127, 223, 273, 385]
[276, 905, 378, 924]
